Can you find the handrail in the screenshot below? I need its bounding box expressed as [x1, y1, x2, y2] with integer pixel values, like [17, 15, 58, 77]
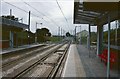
[104, 44, 120, 50]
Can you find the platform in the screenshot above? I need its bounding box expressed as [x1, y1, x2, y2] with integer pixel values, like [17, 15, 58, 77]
[1, 44, 44, 54]
[62, 44, 86, 77]
[76, 45, 118, 77]
[62, 44, 118, 77]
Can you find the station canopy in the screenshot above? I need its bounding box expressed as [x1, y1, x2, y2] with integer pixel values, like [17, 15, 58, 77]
[73, 0, 120, 26]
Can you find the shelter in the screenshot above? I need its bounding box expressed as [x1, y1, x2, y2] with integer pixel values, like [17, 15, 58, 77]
[73, 0, 119, 77]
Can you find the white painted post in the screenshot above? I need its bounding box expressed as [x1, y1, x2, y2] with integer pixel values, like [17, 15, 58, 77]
[80, 26, 81, 44]
[115, 20, 118, 45]
[107, 13, 110, 78]
[75, 26, 76, 42]
[35, 22, 37, 43]
[97, 26, 99, 56]
[58, 27, 60, 41]
[88, 24, 91, 57]
[10, 9, 12, 20]
[28, 11, 30, 45]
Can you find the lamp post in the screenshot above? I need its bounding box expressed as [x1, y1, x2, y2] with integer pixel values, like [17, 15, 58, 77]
[35, 22, 42, 44]
[18, 18, 23, 23]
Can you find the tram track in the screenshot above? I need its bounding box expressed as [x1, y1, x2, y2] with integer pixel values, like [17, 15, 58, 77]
[2, 45, 55, 68]
[2, 41, 70, 78]
[2, 44, 55, 70]
[14, 42, 70, 78]
[2, 44, 57, 77]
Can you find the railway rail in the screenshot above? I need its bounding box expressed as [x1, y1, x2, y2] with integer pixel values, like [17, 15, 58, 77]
[2, 41, 70, 78]
[2, 44, 55, 69]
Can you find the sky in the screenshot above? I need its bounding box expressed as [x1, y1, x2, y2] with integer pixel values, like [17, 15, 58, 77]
[1, 0, 118, 35]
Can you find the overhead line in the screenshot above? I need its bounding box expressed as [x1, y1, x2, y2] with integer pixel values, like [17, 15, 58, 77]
[2, 1, 28, 13]
[22, 0, 61, 28]
[55, 0, 70, 29]
[2, 0, 58, 28]
[2, 0, 42, 19]
[2, 0, 67, 34]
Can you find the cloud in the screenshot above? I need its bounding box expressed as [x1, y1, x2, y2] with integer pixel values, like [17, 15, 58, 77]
[1, 0, 100, 35]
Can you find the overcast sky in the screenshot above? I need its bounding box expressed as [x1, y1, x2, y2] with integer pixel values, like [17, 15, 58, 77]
[1, 0, 118, 35]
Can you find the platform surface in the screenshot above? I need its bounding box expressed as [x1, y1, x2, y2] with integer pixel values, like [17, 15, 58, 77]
[76, 45, 118, 77]
[62, 44, 86, 77]
[1, 44, 43, 54]
[62, 44, 119, 77]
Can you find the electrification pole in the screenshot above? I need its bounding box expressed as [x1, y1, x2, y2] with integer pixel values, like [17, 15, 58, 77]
[28, 11, 31, 45]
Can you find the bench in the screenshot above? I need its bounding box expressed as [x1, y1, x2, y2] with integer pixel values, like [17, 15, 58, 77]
[98, 49, 117, 68]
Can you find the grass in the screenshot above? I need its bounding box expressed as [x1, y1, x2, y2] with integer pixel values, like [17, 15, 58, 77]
[49, 36, 62, 42]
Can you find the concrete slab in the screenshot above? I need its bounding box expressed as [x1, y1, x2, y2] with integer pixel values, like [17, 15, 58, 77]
[62, 44, 86, 77]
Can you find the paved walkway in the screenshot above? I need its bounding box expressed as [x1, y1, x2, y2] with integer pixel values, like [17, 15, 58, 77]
[62, 44, 86, 77]
[77, 44, 119, 77]
[62, 44, 119, 77]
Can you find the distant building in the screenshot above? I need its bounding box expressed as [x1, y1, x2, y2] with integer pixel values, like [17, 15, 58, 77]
[0, 16, 28, 49]
[76, 30, 88, 39]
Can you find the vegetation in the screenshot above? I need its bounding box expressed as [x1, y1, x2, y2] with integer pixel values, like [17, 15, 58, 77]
[103, 28, 120, 46]
[66, 32, 71, 37]
[49, 36, 62, 42]
[36, 28, 51, 43]
[2, 15, 18, 21]
[90, 32, 97, 45]
[79, 28, 120, 46]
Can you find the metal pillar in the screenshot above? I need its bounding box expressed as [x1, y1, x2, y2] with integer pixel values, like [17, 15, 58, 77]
[119, 20, 120, 28]
[10, 9, 14, 48]
[97, 26, 100, 56]
[61, 28, 62, 39]
[107, 13, 111, 78]
[63, 29, 65, 39]
[75, 26, 76, 41]
[115, 20, 118, 45]
[28, 11, 31, 45]
[87, 35, 89, 48]
[79, 26, 81, 44]
[88, 24, 91, 49]
[35, 22, 42, 43]
[10, 9, 12, 19]
[58, 27, 60, 41]
[35, 22, 37, 43]
[10, 31, 14, 48]
[97, 25, 103, 55]
[19, 18, 23, 23]
[88, 24, 91, 57]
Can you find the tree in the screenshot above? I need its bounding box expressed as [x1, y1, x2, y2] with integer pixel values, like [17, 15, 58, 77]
[36, 28, 51, 42]
[66, 32, 71, 37]
[47, 32, 51, 37]
[2, 15, 18, 21]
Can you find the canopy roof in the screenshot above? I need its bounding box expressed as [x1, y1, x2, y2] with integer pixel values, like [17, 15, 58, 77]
[73, 1, 119, 26]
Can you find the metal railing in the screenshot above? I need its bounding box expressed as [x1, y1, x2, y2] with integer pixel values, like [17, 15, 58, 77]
[104, 44, 120, 50]
[0, 17, 28, 29]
